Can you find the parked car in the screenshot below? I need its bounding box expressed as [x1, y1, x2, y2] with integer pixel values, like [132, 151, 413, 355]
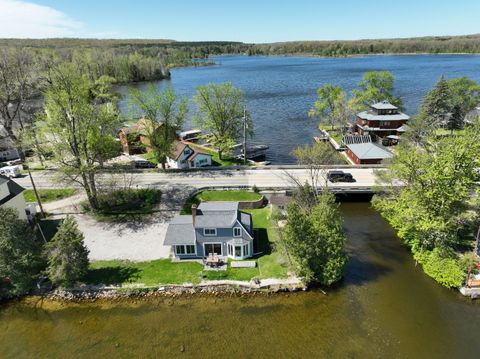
[327, 170, 355, 183]
[133, 159, 157, 169]
[0, 165, 21, 178]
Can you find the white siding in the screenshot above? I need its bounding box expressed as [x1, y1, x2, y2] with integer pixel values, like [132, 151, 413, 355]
[190, 154, 212, 168]
[0, 182, 9, 202]
[1, 191, 27, 220]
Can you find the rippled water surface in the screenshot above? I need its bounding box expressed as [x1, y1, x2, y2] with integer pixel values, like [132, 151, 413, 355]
[1, 203, 479, 358]
[118, 55, 480, 163]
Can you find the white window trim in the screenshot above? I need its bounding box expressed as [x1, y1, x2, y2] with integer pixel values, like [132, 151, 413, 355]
[203, 242, 223, 256]
[233, 227, 242, 237]
[203, 228, 217, 236]
[175, 244, 197, 256]
[227, 242, 252, 260]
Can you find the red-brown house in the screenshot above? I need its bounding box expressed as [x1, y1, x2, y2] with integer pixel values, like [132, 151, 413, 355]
[355, 101, 410, 140]
[118, 118, 154, 155]
[346, 142, 393, 165]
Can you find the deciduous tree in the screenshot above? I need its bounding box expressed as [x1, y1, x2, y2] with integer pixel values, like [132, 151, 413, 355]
[38, 63, 120, 209]
[290, 142, 345, 198]
[351, 71, 403, 110]
[129, 85, 188, 169]
[309, 84, 351, 130]
[193, 82, 253, 160]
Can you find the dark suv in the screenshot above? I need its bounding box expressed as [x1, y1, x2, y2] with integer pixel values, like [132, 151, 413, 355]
[327, 170, 355, 183]
[133, 159, 157, 168]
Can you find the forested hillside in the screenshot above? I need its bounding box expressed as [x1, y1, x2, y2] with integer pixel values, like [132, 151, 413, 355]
[249, 34, 480, 56]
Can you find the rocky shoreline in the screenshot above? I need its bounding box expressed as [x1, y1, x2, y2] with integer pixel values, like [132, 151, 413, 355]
[45, 278, 307, 302]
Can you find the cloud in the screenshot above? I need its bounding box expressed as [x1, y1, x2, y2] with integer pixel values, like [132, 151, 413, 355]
[0, 0, 83, 38]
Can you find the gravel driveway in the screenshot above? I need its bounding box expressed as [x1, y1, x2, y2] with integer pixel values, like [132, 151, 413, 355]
[45, 185, 194, 262]
[74, 213, 172, 261]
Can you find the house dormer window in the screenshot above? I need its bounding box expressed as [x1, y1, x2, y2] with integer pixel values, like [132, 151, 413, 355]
[204, 228, 217, 236]
[184, 148, 190, 155]
[234, 227, 241, 237]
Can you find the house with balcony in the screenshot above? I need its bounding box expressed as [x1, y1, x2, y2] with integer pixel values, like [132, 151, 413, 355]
[164, 202, 254, 260]
[355, 101, 410, 141]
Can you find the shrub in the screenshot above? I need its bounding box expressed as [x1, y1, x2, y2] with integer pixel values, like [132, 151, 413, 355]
[413, 248, 465, 288]
[95, 188, 162, 213]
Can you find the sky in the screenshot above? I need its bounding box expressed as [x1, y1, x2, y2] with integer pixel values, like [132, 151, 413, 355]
[0, 0, 479, 43]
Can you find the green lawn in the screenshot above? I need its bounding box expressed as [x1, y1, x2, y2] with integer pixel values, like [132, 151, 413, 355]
[85, 206, 290, 286]
[189, 144, 245, 167]
[23, 188, 77, 203]
[181, 190, 262, 214]
[245, 207, 290, 279]
[84, 259, 204, 286]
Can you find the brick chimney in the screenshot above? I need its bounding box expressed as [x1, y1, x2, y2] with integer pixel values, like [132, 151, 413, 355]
[191, 204, 197, 226]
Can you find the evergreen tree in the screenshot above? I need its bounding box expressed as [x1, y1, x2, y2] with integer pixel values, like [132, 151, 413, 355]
[284, 190, 347, 285]
[419, 74, 453, 129]
[447, 104, 465, 133]
[46, 216, 89, 288]
[0, 207, 43, 297]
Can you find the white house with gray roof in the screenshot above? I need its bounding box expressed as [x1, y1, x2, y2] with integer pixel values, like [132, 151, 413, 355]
[0, 175, 29, 220]
[164, 201, 254, 260]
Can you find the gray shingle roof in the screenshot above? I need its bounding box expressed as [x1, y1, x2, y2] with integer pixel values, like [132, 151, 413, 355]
[0, 177, 25, 206]
[357, 111, 410, 121]
[0, 175, 8, 186]
[164, 216, 195, 245]
[347, 143, 393, 160]
[195, 202, 239, 228]
[370, 101, 398, 110]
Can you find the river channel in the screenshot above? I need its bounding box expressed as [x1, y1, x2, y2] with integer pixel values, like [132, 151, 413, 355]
[1, 202, 479, 358]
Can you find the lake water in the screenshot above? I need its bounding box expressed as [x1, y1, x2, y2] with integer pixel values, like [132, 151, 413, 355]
[118, 55, 480, 163]
[1, 202, 480, 358]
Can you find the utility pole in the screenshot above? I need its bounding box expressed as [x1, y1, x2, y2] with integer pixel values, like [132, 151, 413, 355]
[243, 107, 247, 165]
[26, 165, 45, 218]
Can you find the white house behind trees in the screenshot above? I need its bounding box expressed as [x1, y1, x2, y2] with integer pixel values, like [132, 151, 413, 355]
[0, 175, 32, 221]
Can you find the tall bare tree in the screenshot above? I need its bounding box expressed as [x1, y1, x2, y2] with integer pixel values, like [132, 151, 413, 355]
[0, 48, 38, 148]
[38, 63, 119, 209]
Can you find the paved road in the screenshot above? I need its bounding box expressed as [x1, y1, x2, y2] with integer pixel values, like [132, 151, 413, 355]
[17, 167, 381, 191]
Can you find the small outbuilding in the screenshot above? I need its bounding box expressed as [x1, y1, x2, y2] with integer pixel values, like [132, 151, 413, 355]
[346, 142, 393, 165]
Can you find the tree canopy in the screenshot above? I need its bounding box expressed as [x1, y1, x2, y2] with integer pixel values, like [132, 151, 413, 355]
[0, 207, 43, 297]
[351, 71, 403, 110]
[284, 190, 347, 285]
[38, 63, 120, 209]
[193, 82, 253, 159]
[129, 85, 188, 168]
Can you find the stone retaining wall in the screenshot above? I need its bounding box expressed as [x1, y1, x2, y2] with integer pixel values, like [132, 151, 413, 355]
[238, 195, 267, 209]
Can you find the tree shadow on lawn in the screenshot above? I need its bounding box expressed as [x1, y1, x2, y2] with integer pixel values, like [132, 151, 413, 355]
[253, 228, 272, 255]
[84, 266, 141, 286]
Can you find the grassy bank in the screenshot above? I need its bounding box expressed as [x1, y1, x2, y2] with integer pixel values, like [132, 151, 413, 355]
[181, 190, 262, 214]
[23, 188, 77, 203]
